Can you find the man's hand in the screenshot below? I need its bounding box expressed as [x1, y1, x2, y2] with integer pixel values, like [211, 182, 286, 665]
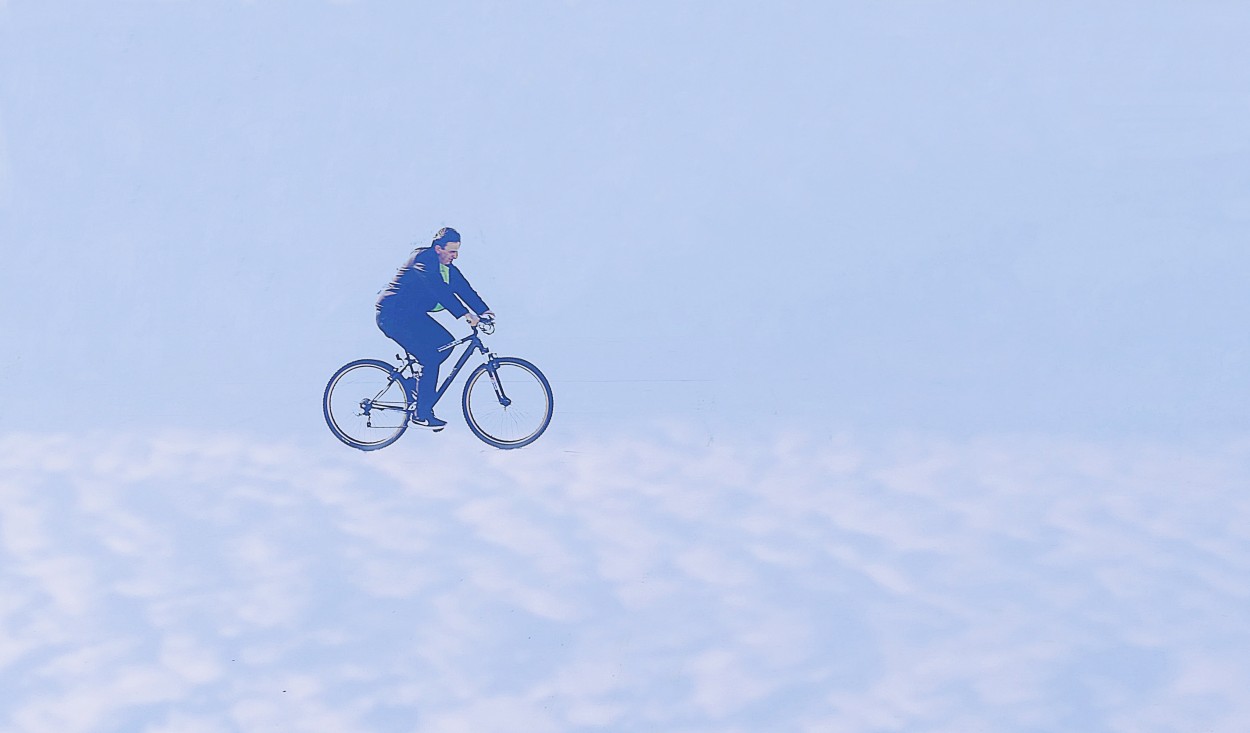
[465, 313, 480, 328]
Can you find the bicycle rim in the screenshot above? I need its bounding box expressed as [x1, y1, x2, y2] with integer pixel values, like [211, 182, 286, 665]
[324, 361, 410, 450]
[462, 358, 552, 449]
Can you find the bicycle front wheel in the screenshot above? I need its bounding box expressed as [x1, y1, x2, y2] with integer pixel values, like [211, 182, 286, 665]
[462, 357, 553, 449]
[324, 359, 411, 451]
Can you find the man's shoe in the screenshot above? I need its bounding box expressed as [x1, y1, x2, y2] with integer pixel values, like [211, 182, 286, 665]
[411, 414, 447, 431]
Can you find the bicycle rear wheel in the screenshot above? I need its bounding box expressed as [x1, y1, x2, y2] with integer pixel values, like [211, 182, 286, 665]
[461, 357, 553, 449]
[324, 359, 411, 450]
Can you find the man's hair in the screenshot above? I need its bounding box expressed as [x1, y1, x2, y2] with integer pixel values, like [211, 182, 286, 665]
[432, 227, 461, 248]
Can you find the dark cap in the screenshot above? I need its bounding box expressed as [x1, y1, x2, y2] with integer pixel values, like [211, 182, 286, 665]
[432, 227, 461, 247]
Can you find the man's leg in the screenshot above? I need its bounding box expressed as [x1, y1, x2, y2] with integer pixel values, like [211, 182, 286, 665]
[378, 311, 453, 419]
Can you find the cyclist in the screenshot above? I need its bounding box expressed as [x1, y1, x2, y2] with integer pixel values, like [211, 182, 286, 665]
[376, 226, 494, 429]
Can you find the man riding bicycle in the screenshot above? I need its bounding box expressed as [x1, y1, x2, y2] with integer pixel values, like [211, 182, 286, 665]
[376, 227, 494, 429]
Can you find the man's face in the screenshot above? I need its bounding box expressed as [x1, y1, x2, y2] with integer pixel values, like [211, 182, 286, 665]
[435, 241, 460, 266]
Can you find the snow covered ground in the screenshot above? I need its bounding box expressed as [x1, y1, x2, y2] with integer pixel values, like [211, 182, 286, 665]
[3, 426, 1247, 732]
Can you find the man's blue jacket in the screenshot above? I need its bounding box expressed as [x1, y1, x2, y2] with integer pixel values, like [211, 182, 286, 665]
[376, 246, 490, 320]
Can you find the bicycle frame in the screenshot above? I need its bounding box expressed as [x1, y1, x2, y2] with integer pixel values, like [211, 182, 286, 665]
[326, 316, 550, 450]
[396, 326, 498, 409]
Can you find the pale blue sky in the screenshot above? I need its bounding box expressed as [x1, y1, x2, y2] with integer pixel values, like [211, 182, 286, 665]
[3, 3, 1250, 731]
[2, 1, 1248, 439]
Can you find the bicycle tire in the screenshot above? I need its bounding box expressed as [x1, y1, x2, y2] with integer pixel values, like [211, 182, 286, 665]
[461, 357, 553, 449]
[324, 359, 411, 451]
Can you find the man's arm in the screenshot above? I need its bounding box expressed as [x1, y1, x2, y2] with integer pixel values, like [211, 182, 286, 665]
[411, 250, 470, 318]
[448, 266, 490, 315]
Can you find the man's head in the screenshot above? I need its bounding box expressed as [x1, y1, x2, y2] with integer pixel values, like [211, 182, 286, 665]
[432, 227, 461, 266]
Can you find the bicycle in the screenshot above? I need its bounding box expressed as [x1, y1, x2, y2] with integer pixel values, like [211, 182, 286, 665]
[323, 318, 553, 451]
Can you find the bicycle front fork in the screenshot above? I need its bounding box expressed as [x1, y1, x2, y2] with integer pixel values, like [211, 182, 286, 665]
[486, 360, 512, 407]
